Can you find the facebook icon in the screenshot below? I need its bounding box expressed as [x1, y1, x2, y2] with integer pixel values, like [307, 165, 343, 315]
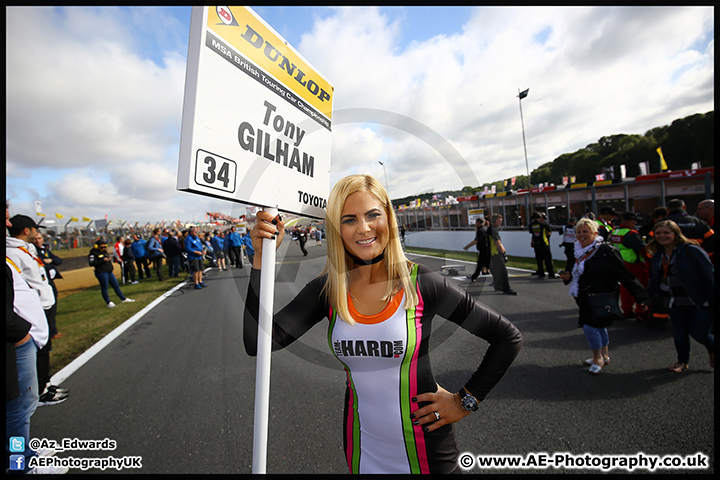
[9, 454, 25, 471]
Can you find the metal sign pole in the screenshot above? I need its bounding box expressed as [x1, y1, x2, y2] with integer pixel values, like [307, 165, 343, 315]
[252, 206, 278, 474]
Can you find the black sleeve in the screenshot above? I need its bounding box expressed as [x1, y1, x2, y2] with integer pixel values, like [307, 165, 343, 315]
[685, 245, 714, 308]
[416, 265, 523, 402]
[48, 249, 63, 266]
[243, 268, 329, 356]
[598, 226, 610, 242]
[646, 253, 660, 299]
[544, 222, 552, 236]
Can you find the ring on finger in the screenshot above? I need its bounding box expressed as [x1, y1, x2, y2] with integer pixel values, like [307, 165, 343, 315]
[434, 411, 440, 421]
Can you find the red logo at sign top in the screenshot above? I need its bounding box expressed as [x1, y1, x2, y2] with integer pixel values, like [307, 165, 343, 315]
[216, 6, 237, 26]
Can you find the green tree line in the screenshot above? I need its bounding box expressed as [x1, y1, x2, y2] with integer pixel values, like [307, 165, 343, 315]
[531, 110, 714, 186]
[393, 110, 713, 205]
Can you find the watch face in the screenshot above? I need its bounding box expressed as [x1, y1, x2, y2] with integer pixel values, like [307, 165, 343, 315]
[462, 395, 478, 412]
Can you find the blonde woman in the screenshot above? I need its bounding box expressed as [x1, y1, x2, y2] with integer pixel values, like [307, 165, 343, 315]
[244, 174, 522, 474]
[558, 218, 649, 374]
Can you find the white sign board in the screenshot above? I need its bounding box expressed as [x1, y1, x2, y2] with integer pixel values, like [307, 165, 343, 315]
[468, 208, 485, 224]
[178, 6, 334, 219]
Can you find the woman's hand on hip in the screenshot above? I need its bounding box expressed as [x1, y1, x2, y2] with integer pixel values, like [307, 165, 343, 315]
[410, 385, 471, 433]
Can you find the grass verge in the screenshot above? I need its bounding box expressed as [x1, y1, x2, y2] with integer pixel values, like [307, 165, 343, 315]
[50, 266, 187, 377]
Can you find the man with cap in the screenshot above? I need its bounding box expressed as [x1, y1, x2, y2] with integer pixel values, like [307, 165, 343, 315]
[6, 214, 70, 406]
[7, 205, 70, 472]
[609, 212, 649, 320]
[6, 216, 55, 309]
[596, 206, 618, 242]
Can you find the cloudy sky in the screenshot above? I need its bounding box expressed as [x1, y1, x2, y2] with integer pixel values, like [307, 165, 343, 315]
[5, 6, 714, 226]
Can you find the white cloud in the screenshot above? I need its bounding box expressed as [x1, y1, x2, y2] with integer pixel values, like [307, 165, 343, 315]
[329, 126, 385, 176]
[5, 7, 188, 223]
[307, 5, 713, 197]
[5, 13, 186, 168]
[48, 171, 120, 209]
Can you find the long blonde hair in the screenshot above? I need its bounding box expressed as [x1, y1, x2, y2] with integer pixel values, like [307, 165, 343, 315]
[323, 174, 417, 325]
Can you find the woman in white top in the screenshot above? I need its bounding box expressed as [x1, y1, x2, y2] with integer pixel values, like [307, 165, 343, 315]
[244, 174, 523, 474]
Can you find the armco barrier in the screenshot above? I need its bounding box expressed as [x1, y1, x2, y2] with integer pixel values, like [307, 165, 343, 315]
[405, 229, 567, 262]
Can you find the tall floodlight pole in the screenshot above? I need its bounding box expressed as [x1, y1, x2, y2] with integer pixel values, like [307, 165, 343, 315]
[518, 88, 530, 222]
[379, 161, 390, 198]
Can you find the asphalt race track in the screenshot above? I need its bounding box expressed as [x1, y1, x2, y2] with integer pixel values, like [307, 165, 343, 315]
[32, 241, 714, 474]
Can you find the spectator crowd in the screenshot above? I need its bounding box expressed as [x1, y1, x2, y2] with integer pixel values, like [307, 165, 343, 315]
[464, 198, 713, 376]
[539, 199, 713, 375]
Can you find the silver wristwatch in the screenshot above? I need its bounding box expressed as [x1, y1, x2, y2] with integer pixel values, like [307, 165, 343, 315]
[459, 388, 479, 413]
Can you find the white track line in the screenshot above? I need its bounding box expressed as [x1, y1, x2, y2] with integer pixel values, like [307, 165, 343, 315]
[49, 269, 212, 386]
[404, 251, 534, 274]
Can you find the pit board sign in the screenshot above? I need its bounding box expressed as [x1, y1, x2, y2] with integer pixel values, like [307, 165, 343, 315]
[177, 6, 334, 219]
[468, 209, 485, 224]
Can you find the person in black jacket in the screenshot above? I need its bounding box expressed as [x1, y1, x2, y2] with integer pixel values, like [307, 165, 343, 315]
[88, 239, 135, 308]
[32, 232, 63, 339]
[163, 231, 184, 278]
[297, 227, 308, 256]
[463, 217, 491, 282]
[122, 238, 139, 284]
[665, 198, 714, 261]
[30, 231, 71, 406]
[559, 218, 649, 374]
[529, 211, 556, 278]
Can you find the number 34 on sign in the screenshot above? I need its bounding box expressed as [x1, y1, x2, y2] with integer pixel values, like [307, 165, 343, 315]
[194, 150, 237, 194]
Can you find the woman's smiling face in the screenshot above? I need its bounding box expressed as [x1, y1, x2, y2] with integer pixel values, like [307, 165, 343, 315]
[340, 190, 389, 262]
[576, 224, 598, 248]
[654, 225, 676, 249]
